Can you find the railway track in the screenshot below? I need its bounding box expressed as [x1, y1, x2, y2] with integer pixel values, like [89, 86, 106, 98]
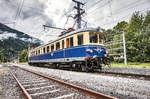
[44, 66, 150, 80]
[97, 71, 150, 81]
[10, 66, 116, 99]
[57, 66, 150, 80]
[21, 63, 150, 81]
[19, 64, 150, 80]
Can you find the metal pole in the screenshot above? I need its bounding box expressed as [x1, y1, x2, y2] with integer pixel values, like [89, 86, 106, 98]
[123, 31, 127, 65]
[72, 0, 84, 29]
[77, 3, 81, 29]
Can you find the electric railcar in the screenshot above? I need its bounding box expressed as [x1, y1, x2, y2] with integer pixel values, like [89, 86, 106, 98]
[28, 28, 108, 72]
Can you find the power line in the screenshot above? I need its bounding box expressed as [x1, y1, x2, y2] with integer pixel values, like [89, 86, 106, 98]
[108, 0, 114, 24]
[87, 0, 103, 9]
[112, 0, 147, 16]
[83, 0, 149, 28]
[88, 0, 148, 24]
[86, 0, 110, 17]
[85, 0, 147, 18]
[101, 6, 150, 26]
[16, 0, 24, 19]
[111, 0, 141, 15]
[14, 0, 24, 20]
[14, 0, 24, 29]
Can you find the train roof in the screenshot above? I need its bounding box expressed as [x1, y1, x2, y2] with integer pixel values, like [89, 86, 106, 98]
[30, 27, 103, 51]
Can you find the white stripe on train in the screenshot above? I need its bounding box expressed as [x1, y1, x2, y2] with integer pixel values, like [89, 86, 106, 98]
[29, 57, 85, 63]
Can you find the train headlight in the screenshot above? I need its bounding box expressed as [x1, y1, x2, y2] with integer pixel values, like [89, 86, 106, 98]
[86, 49, 93, 54]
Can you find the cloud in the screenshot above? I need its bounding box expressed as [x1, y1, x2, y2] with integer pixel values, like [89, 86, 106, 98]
[0, 32, 17, 40]
[0, 0, 150, 43]
[45, 0, 72, 27]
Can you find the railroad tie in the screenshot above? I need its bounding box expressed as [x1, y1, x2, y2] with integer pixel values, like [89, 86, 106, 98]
[23, 82, 48, 87]
[30, 89, 60, 96]
[26, 85, 57, 91]
[51, 93, 75, 99]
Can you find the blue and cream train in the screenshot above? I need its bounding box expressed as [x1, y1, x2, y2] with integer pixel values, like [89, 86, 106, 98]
[28, 28, 108, 72]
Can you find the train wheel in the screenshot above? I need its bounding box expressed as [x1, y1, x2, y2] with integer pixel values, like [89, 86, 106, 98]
[53, 63, 59, 69]
[103, 57, 111, 68]
[97, 61, 102, 70]
[99, 64, 102, 70]
[56, 64, 60, 69]
[81, 62, 89, 72]
[81, 65, 86, 72]
[78, 64, 82, 72]
[69, 63, 74, 71]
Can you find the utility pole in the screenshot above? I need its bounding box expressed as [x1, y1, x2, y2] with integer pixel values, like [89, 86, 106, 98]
[72, 0, 85, 29]
[123, 30, 127, 65]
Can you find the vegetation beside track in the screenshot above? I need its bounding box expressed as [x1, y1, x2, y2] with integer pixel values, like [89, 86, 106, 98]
[104, 11, 150, 62]
[111, 62, 150, 68]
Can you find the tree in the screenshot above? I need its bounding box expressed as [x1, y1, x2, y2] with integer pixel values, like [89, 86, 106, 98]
[126, 11, 150, 62]
[104, 11, 150, 62]
[113, 21, 128, 32]
[19, 49, 28, 62]
[128, 11, 144, 32]
[0, 51, 4, 63]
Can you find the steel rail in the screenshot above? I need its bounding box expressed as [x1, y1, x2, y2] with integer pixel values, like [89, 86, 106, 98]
[17, 66, 116, 99]
[99, 71, 150, 80]
[10, 71, 32, 99]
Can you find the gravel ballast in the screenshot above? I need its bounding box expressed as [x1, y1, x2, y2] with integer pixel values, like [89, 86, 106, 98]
[0, 66, 24, 99]
[103, 67, 150, 76]
[11, 66, 93, 99]
[12, 64, 150, 99]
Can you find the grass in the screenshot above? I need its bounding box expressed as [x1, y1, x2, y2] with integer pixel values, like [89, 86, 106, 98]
[111, 62, 150, 68]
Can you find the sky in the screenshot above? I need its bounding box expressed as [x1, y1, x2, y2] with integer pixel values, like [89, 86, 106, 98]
[0, 0, 150, 43]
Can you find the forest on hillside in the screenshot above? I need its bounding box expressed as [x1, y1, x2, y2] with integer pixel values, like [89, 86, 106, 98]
[104, 11, 150, 62]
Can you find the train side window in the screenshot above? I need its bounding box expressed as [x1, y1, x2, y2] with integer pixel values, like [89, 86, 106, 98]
[99, 34, 104, 44]
[62, 40, 64, 49]
[51, 44, 54, 52]
[89, 33, 98, 43]
[38, 50, 40, 54]
[77, 34, 83, 45]
[66, 38, 69, 48]
[47, 46, 49, 52]
[56, 42, 60, 50]
[70, 37, 73, 47]
[99, 34, 101, 43]
[43, 48, 46, 53]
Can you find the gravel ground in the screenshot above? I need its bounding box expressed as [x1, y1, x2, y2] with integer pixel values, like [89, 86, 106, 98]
[102, 67, 150, 76]
[0, 66, 24, 99]
[11, 67, 93, 99]
[12, 64, 150, 99]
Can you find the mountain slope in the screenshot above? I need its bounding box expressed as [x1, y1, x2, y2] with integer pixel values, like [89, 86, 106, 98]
[0, 23, 42, 62]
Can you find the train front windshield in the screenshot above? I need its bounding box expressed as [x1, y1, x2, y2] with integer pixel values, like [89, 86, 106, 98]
[89, 32, 104, 44]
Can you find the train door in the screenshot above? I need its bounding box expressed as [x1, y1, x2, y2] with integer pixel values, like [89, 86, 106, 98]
[66, 38, 69, 48]
[62, 40, 65, 60]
